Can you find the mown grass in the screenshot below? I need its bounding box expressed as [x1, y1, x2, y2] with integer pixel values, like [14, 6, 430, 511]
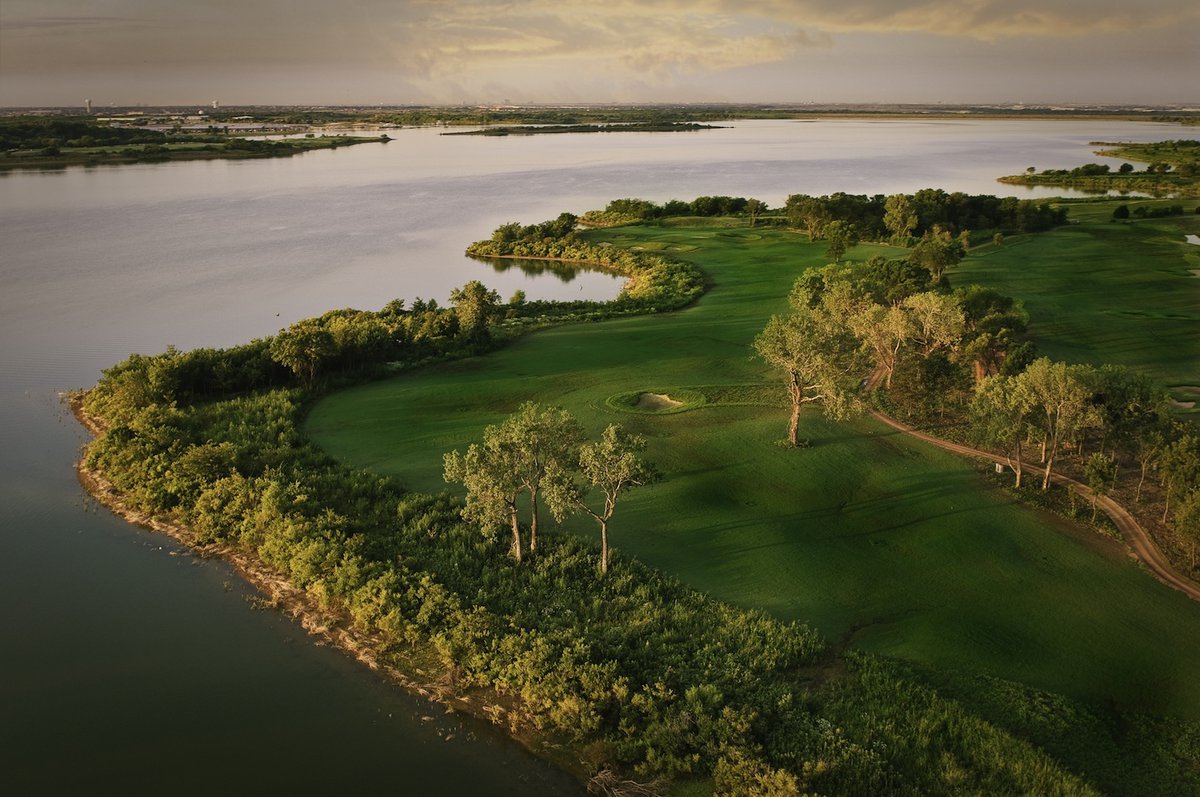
[956, 199, 1200, 387]
[307, 222, 1200, 723]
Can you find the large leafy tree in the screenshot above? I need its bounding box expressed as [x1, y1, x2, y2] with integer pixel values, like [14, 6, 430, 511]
[849, 302, 912, 390]
[449, 280, 500, 341]
[901, 291, 965, 358]
[785, 195, 832, 240]
[1017, 358, 1102, 491]
[444, 436, 525, 562]
[547, 424, 651, 575]
[269, 320, 335, 388]
[955, 285, 1028, 382]
[1174, 489, 1200, 570]
[910, 225, 965, 283]
[754, 299, 867, 447]
[744, 198, 767, 228]
[1159, 433, 1200, 523]
[1084, 453, 1117, 522]
[494, 402, 583, 553]
[444, 403, 584, 559]
[822, 220, 859, 264]
[971, 374, 1035, 488]
[883, 193, 918, 241]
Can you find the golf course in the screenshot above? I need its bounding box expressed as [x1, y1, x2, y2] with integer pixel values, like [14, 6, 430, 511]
[307, 205, 1200, 725]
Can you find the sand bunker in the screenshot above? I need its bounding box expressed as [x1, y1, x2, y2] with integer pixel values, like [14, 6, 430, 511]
[1170, 387, 1199, 409]
[636, 392, 684, 410]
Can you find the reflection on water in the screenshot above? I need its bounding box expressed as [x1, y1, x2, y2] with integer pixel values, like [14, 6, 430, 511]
[483, 256, 610, 284]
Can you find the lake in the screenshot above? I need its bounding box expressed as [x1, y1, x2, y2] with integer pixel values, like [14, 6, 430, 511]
[0, 117, 1183, 791]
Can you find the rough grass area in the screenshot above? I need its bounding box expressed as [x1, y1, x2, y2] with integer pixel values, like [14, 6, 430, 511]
[307, 222, 1200, 722]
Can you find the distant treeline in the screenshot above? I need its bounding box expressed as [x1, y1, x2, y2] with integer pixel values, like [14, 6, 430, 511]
[0, 117, 387, 167]
[0, 118, 190, 150]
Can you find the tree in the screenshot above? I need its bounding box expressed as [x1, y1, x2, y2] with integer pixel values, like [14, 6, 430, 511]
[900, 292, 965, 358]
[1174, 489, 1200, 569]
[910, 225, 965, 283]
[1084, 453, 1117, 522]
[1112, 204, 1130, 220]
[754, 306, 866, 447]
[1118, 162, 1135, 174]
[445, 404, 584, 559]
[1017, 359, 1102, 490]
[1134, 424, 1170, 503]
[883, 194, 918, 242]
[1081, 365, 1164, 461]
[861, 257, 932, 305]
[269, 320, 334, 388]
[849, 302, 911, 389]
[492, 402, 583, 553]
[449, 280, 500, 341]
[548, 424, 651, 575]
[823, 221, 859, 264]
[744, 198, 767, 228]
[992, 232, 1004, 248]
[971, 374, 1034, 488]
[1159, 434, 1200, 523]
[444, 438, 525, 562]
[785, 195, 831, 240]
[956, 285, 1028, 382]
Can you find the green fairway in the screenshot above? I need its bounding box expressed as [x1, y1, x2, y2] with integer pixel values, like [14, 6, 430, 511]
[955, 201, 1200, 390]
[308, 223, 1200, 720]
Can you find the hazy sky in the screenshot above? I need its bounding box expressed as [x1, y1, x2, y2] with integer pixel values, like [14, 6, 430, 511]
[2, 1, 1197, 107]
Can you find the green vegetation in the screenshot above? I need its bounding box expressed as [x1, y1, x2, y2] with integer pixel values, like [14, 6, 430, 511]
[0, 116, 387, 169]
[82, 194, 1200, 794]
[953, 198, 1200, 389]
[999, 139, 1200, 197]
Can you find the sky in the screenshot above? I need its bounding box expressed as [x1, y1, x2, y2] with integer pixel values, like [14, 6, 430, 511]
[2, 1, 1197, 108]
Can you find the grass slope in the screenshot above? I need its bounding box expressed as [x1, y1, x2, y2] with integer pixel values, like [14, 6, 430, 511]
[956, 201, 1200, 390]
[308, 224, 1200, 722]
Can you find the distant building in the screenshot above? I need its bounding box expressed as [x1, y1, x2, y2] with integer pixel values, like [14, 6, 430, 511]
[85, 99, 92, 114]
[212, 100, 219, 110]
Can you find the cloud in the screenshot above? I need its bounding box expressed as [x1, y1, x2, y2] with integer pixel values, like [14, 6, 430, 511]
[1, 1, 1195, 105]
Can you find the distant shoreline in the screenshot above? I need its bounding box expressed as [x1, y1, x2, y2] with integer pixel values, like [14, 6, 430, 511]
[0, 134, 389, 171]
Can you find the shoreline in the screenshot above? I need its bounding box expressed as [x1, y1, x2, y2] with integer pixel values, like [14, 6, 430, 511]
[67, 393, 590, 787]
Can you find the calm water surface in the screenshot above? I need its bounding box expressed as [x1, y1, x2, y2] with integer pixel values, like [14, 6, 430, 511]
[0, 118, 1182, 791]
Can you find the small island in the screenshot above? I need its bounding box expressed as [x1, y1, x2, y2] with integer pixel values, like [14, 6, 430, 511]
[0, 116, 389, 170]
[998, 139, 1200, 196]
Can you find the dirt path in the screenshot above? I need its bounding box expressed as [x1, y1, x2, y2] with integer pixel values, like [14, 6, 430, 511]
[868, 408, 1200, 602]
